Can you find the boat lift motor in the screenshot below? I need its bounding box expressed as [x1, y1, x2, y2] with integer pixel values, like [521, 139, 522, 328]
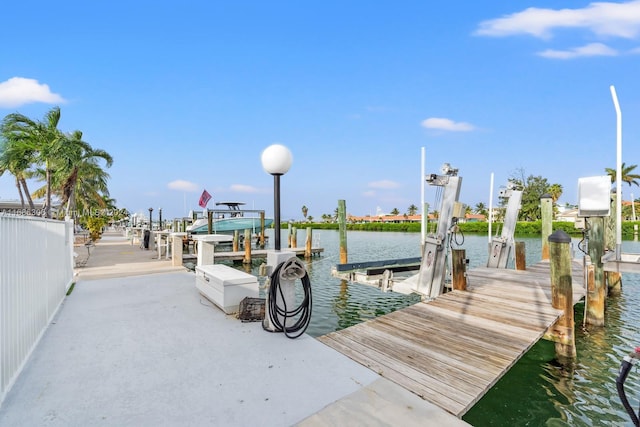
[262, 252, 312, 339]
[415, 164, 462, 299]
[487, 183, 522, 269]
[616, 346, 640, 426]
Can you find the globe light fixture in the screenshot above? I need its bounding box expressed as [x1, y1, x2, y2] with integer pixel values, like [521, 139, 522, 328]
[261, 144, 293, 250]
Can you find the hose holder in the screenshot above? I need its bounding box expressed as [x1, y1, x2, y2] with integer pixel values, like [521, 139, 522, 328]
[264, 257, 313, 339]
[279, 257, 307, 282]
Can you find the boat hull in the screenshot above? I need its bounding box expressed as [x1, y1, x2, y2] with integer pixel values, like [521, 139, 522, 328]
[190, 218, 273, 234]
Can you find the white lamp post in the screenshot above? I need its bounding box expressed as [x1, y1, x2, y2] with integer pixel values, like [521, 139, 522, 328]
[261, 144, 293, 250]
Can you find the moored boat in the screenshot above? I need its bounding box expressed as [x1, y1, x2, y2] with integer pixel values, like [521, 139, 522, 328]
[187, 202, 273, 234]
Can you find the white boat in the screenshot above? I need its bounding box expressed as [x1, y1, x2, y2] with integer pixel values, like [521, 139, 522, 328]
[187, 202, 273, 235]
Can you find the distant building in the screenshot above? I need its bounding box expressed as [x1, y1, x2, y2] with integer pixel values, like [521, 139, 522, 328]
[463, 213, 486, 223]
[347, 212, 486, 223]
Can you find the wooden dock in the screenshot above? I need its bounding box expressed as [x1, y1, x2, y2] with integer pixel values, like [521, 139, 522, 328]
[183, 247, 324, 262]
[318, 260, 586, 418]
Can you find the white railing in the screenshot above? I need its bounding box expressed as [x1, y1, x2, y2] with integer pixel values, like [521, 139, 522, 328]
[0, 214, 74, 405]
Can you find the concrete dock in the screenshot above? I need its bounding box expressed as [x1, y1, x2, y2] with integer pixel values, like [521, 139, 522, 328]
[0, 232, 469, 427]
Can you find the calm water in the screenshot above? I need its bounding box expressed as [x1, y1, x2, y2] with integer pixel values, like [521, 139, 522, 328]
[240, 229, 640, 426]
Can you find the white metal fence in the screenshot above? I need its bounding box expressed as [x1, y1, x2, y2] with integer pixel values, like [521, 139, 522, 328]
[0, 214, 74, 405]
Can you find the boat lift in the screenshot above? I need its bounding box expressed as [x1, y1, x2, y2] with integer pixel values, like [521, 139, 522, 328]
[487, 182, 522, 269]
[601, 85, 640, 273]
[414, 163, 463, 299]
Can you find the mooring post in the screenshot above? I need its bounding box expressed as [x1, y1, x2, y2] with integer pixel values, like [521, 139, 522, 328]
[291, 226, 297, 248]
[243, 228, 251, 264]
[259, 211, 266, 247]
[451, 249, 466, 291]
[207, 211, 213, 234]
[541, 194, 553, 260]
[233, 230, 239, 252]
[305, 227, 312, 259]
[586, 217, 606, 327]
[338, 199, 348, 264]
[287, 223, 292, 248]
[548, 229, 576, 359]
[515, 241, 526, 270]
[605, 193, 622, 296]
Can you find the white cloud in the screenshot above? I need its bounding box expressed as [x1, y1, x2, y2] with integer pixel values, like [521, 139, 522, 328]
[167, 180, 199, 192]
[421, 117, 475, 132]
[362, 190, 376, 197]
[0, 77, 66, 108]
[368, 180, 400, 190]
[230, 184, 260, 193]
[538, 42, 618, 59]
[475, 1, 640, 39]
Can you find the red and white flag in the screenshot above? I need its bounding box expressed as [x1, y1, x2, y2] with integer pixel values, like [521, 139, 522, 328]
[198, 189, 212, 208]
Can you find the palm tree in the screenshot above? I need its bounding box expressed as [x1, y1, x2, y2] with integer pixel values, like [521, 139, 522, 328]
[29, 130, 113, 219]
[474, 202, 487, 216]
[606, 163, 640, 187]
[390, 208, 400, 215]
[407, 204, 418, 216]
[548, 183, 563, 202]
[58, 131, 113, 217]
[0, 134, 37, 211]
[301, 205, 308, 221]
[2, 107, 66, 217]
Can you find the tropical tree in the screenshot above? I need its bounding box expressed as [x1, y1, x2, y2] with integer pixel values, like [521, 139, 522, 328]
[1, 107, 65, 217]
[474, 202, 487, 217]
[511, 168, 562, 221]
[0, 134, 36, 210]
[548, 183, 563, 202]
[390, 207, 400, 215]
[30, 130, 113, 218]
[407, 204, 418, 216]
[301, 205, 308, 221]
[606, 163, 640, 187]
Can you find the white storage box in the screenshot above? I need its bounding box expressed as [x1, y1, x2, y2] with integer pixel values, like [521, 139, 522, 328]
[195, 265, 259, 314]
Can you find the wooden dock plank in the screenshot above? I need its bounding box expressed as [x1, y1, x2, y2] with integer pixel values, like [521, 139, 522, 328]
[318, 333, 469, 415]
[318, 260, 586, 418]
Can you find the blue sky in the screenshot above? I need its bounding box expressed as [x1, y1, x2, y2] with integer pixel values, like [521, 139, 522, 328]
[1, 1, 640, 221]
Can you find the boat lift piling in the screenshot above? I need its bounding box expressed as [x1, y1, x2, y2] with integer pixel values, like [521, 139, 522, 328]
[487, 182, 522, 269]
[415, 164, 462, 299]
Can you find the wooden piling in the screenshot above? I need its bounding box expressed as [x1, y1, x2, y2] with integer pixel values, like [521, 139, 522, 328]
[259, 212, 265, 247]
[338, 200, 348, 264]
[287, 223, 292, 248]
[305, 227, 312, 259]
[586, 217, 606, 327]
[233, 230, 239, 252]
[548, 229, 576, 359]
[291, 226, 297, 248]
[541, 194, 553, 260]
[451, 249, 466, 291]
[207, 211, 213, 234]
[515, 241, 526, 270]
[243, 229, 251, 264]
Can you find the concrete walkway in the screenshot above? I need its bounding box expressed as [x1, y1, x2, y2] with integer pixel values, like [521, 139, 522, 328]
[0, 232, 469, 427]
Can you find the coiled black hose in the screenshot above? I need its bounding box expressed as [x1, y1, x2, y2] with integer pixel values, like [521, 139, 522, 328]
[265, 258, 312, 339]
[616, 348, 640, 427]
